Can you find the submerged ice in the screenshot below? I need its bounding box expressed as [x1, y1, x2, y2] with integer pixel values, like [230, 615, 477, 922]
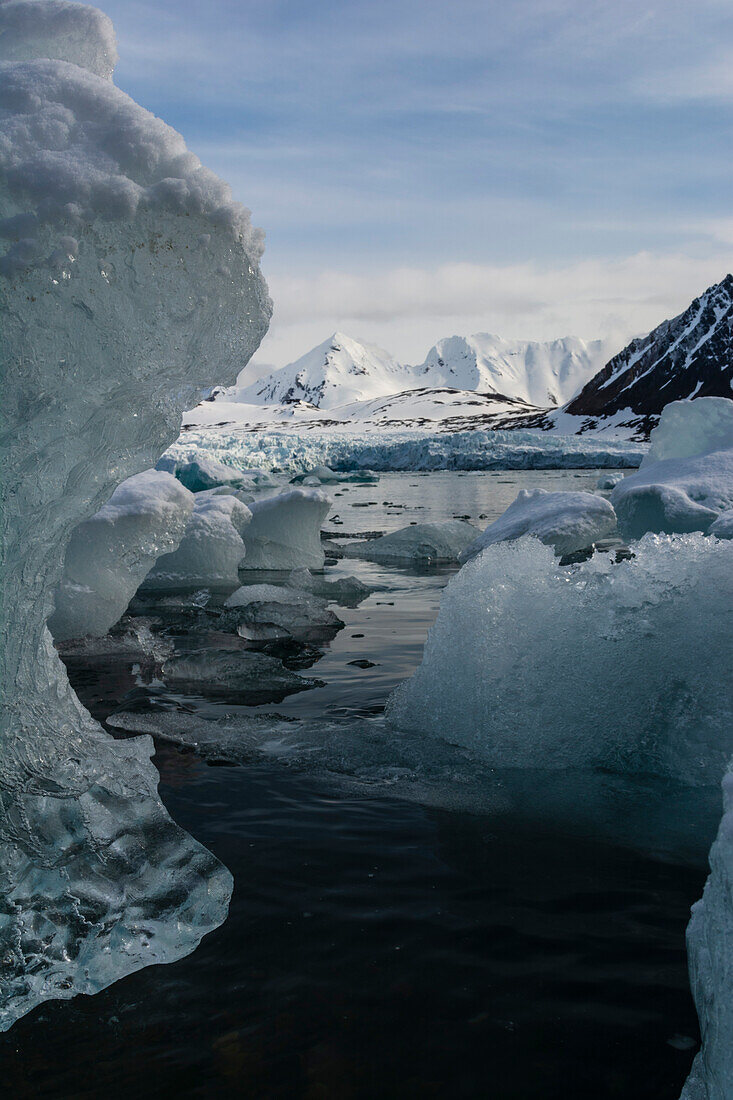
[0, 1, 270, 1031]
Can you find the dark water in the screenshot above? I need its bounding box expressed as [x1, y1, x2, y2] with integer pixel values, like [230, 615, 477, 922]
[2, 470, 715, 1098]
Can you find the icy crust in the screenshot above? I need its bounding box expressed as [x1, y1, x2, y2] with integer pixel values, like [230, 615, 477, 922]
[459, 488, 617, 563]
[168, 427, 646, 474]
[49, 469, 194, 640]
[144, 493, 251, 589]
[0, 10, 270, 1032]
[611, 401, 733, 539]
[0, 0, 117, 79]
[682, 770, 733, 1100]
[386, 535, 733, 784]
[241, 488, 332, 570]
[0, 49, 265, 278]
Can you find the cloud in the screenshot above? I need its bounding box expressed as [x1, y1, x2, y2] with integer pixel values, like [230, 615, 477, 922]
[246, 250, 733, 370]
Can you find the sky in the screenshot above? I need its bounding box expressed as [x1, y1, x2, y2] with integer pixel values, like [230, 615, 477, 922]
[100, 0, 733, 376]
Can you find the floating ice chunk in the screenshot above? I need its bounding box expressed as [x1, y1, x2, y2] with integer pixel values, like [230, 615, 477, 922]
[459, 488, 617, 564]
[168, 455, 256, 494]
[56, 616, 173, 663]
[194, 485, 255, 508]
[612, 455, 733, 539]
[340, 520, 478, 565]
[286, 568, 372, 607]
[0, 0, 118, 79]
[225, 583, 343, 641]
[240, 488, 331, 570]
[682, 768, 733, 1100]
[49, 470, 194, 641]
[643, 397, 733, 465]
[302, 475, 322, 486]
[291, 464, 343, 484]
[387, 534, 733, 785]
[596, 473, 623, 490]
[160, 648, 321, 703]
[144, 494, 251, 589]
[709, 510, 733, 540]
[611, 398, 733, 538]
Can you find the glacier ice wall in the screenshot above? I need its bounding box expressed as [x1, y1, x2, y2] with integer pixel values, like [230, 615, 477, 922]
[386, 535, 733, 785]
[0, 1, 271, 1030]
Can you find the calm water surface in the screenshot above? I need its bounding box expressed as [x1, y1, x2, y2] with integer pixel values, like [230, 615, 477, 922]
[1, 469, 716, 1099]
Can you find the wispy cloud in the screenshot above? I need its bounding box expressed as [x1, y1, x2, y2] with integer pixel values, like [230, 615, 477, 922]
[247, 250, 733, 369]
[97, 0, 733, 365]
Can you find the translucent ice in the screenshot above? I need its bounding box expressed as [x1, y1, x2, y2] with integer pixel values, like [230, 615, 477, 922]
[611, 399, 733, 539]
[49, 469, 194, 641]
[459, 488, 617, 563]
[0, 4, 270, 1031]
[340, 520, 478, 565]
[286, 568, 372, 607]
[144, 494, 251, 589]
[160, 648, 320, 703]
[224, 583, 343, 641]
[387, 535, 733, 785]
[240, 488, 332, 570]
[682, 769, 733, 1100]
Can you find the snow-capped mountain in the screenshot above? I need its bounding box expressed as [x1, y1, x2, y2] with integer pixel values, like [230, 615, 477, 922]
[413, 334, 616, 407]
[236, 332, 412, 410]
[565, 276, 733, 427]
[233, 330, 615, 412]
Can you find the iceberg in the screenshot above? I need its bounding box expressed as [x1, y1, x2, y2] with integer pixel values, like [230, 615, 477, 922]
[166, 455, 256, 494]
[240, 487, 332, 570]
[143, 493, 251, 589]
[0, 2, 270, 1031]
[386, 534, 733, 785]
[49, 469, 194, 641]
[611, 399, 733, 539]
[596, 473, 623, 490]
[340, 520, 478, 565]
[224, 583, 343, 641]
[459, 488, 617, 563]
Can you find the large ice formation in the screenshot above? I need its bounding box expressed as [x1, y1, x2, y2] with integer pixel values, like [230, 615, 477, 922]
[0, 2, 270, 1031]
[144, 493, 251, 589]
[459, 488, 617, 563]
[386, 535, 733, 784]
[240, 488, 331, 570]
[611, 399, 733, 539]
[682, 769, 733, 1100]
[49, 469, 194, 640]
[340, 520, 478, 565]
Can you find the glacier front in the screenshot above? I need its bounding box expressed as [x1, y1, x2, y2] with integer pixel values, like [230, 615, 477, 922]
[0, 1, 270, 1030]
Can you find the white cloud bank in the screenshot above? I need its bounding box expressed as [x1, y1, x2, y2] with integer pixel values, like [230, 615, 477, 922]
[247, 249, 733, 373]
